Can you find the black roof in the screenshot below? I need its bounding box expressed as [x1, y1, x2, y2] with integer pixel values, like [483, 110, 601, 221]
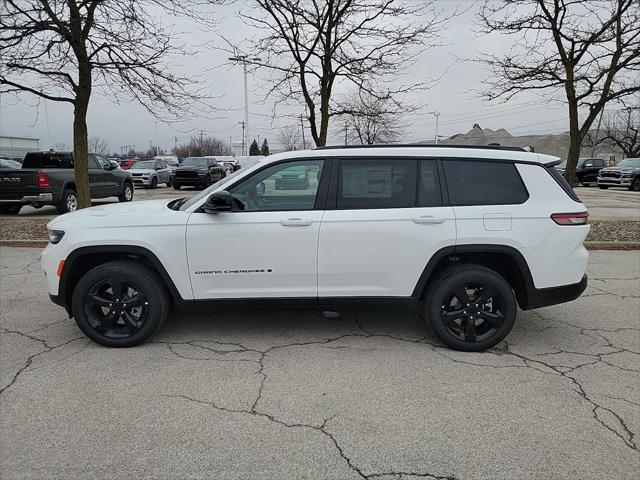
[314, 144, 526, 152]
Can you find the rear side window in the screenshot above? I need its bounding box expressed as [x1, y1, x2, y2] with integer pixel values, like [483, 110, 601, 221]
[22, 153, 73, 169]
[337, 159, 417, 209]
[443, 160, 528, 206]
[418, 160, 443, 207]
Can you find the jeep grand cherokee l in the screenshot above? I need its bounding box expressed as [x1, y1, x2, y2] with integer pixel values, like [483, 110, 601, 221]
[41, 145, 589, 351]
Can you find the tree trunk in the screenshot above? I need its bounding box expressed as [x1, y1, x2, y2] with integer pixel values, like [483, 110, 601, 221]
[72, 56, 92, 209]
[564, 132, 582, 187]
[73, 90, 91, 209]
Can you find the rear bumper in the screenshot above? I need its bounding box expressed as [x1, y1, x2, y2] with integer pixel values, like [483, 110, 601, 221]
[0, 193, 53, 204]
[521, 275, 588, 310]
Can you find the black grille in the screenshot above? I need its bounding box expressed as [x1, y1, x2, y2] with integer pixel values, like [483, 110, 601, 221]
[600, 171, 622, 179]
[176, 171, 199, 178]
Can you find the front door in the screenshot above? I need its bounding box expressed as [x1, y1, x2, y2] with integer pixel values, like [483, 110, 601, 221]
[186, 159, 327, 299]
[318, 158, 456, 298]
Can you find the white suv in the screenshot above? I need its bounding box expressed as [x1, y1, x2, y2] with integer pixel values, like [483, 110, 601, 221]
[41, 146, 589, 351]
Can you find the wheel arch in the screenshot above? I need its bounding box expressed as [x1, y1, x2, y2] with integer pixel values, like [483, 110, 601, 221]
[59, 245, 189, 314]
[413, 244, 535, 309]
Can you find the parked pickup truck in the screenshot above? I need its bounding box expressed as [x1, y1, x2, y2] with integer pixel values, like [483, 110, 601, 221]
[0, 151, 134, 215]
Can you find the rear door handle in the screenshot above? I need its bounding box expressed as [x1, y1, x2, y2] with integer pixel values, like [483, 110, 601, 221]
[280, 218, 313, 227]
[412, 216, 446, 224]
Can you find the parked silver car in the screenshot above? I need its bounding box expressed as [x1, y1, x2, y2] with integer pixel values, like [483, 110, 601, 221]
[129, 159, 172, 188]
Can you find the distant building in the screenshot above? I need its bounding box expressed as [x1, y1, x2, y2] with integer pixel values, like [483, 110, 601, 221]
[0, 135, 39, 160]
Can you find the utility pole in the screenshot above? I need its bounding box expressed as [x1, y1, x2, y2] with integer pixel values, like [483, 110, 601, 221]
[428, 111, 440, 144]
[239, 121, 246, 155]
[229, 54, 260, 157]
[344, 122, 348, 146]
[174, 136, 178, 155]
[300, 114, 306, 149]
[229, 136, 233, 153]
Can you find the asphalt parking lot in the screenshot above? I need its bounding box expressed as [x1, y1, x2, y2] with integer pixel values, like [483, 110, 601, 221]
[7, 184, 640, 221]
[1, 247, 638, 479]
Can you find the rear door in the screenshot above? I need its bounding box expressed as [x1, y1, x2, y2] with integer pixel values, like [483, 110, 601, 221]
[317, 158, 456, 298]
[88, 155, 107, 197]
[94, 155, 120, 195]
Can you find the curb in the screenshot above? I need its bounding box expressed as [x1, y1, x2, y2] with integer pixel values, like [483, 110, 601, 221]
[0, 240, 48, 248]
[585, 241, 640, 250]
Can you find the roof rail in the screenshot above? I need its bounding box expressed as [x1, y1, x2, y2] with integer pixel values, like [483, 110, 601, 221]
[313, 144, 526, 152]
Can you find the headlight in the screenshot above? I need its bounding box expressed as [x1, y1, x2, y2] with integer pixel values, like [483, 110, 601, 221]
[48, 229, 65, 244]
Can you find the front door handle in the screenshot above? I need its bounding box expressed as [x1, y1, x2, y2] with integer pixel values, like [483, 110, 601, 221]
[280, 218, 313, 227]
[412, 216, 446, 224]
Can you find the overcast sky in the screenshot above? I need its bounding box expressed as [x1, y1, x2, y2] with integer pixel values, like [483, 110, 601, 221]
[0, 1, 572, 153]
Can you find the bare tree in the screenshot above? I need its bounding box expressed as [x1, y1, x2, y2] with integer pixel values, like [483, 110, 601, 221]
[240, 1, 448, 147]
[175, 136, 232, 158]
[0, 1, 215, 208]
[477, 0, 640, 184]
[277, 124, 302, 151]
[89, 136, 109, 155]
[338, 92, 405, 145]
[590, 107, 640, 159]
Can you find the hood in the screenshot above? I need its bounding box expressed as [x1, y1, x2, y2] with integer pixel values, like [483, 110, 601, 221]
[128, 167, 155, 174]
[177, 166, 207, 171]
[47, 199, 185, 230]
[601, 165, 640, 172]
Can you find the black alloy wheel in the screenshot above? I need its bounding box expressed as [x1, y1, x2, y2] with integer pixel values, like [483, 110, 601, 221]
[72, 261, 169, 347]
[425, 265, 517, 351]
[630, 177, 640, 192]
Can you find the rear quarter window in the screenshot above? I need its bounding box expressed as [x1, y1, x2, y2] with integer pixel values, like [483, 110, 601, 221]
[22, 153, 73, 169]
[443, 159, 529, 206]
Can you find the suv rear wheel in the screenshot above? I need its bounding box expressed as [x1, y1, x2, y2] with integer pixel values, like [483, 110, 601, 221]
[425, 264, 517, 351]
[71, 260, 169, 347]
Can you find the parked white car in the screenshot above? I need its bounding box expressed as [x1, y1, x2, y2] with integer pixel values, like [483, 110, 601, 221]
[42, 145, 589, 350]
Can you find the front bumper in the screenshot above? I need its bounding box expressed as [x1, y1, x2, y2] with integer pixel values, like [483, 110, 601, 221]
[0, 193, 53, 204]
[597, 177, 633, 186]
[132, 176, 155, 186]
[521, 275, 588, 310]
[174, 177, 207, 187]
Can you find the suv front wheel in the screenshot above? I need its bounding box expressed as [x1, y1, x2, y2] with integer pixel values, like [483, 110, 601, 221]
[425, 265, 517, 351]
[71, 260, 169, 347]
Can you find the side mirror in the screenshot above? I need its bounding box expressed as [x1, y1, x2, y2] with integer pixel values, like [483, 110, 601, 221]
[203, 191, 236, 213]
[256, 181, 265, 196]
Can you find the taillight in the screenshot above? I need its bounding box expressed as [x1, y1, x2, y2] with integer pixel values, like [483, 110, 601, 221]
[551, 212, 589, 225]
[37, 171, 50, 188]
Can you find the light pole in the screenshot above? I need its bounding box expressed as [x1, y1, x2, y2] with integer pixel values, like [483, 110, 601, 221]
[427, 111, 440, 144]
[229, 54, 260, 155]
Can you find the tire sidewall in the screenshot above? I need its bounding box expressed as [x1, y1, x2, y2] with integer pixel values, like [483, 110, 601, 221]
[71, 262, 167, 347]
[427, 267, 517, 351]
[59, 189, 78, 213]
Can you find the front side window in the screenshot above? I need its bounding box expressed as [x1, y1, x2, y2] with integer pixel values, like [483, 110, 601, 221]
[229, 160, 324, 212]
[443, 159, 529, 206]
[337, 159, 417, 209]
[95, 155, 111, 170]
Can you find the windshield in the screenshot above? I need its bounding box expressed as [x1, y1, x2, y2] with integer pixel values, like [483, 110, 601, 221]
[616, 158, 640, 168]
[181, 157, 209, 168]
[133, 160, 155, 169]
[179, 169, 244, 211]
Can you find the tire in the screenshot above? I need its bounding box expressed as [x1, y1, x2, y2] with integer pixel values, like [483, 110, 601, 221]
[424, 264, 517, 352]
[57, 189, 78, 214]
[598, 185, 609, 189]
[71, 260, 169, 347]
[149, 176, 158, 189]
[629, 177, 640, 192]
[173, 184, 181, 190]
[118, 182, 134, 202]
[0, 204, 22, 215]
[571, 177, 579, 187]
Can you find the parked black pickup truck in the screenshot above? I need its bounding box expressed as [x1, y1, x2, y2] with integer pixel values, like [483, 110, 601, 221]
[0, 151, 134, 215]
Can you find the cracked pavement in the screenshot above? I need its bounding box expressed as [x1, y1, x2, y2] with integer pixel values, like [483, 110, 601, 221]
[1, 247, 638, 479]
